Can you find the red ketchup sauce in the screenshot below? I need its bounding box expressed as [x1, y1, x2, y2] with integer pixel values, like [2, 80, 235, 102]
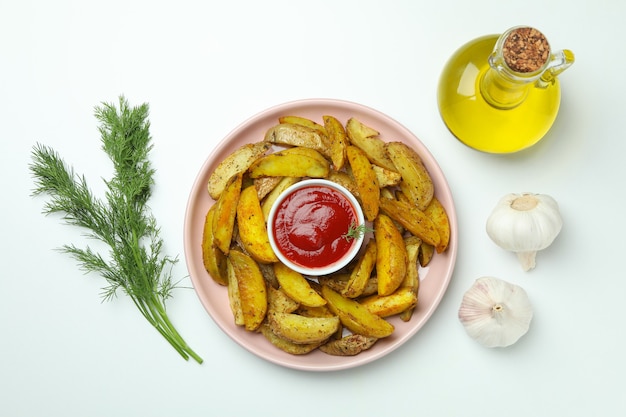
[272, 185, 358, 270]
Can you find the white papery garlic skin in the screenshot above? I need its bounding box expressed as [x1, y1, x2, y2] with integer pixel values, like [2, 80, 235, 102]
[486, 192, 562, 271]
[458, 277, 533, 348]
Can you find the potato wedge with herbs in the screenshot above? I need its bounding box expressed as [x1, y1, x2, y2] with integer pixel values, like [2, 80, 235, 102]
[342, 239, 377, 299]
[360, 287, 418, 318]
[259, 324, 322, 354]
[400, 236, 421, 321]
[386, 141, 434, 211]
[248, 147, 330, 179]
[267, 286, 300, 314]
[226, 258, 244, 326]
[327, 170, 359, 199]
[228, 249, 267, 331]
[373, 165, 402, 188]
[423, 196, 451, 253]
[207, 141, 271, 200]
[419, 242, 435, 267]
[278, 115, 328, 138]
[254, 176, 283, 201]
[264, 123, 329, 157]
[260, 176, 300, 221]
[212, 173, 243, 255]
[201, 204, 228, 286]
[346, 145, 379, 221]
[323, 115, 348, 171]
[379, 196, 440, 247]
[375, 213, 408, 296]
[319, 334, 378, 356]
[346, 117, 397, 171]
[268, 311, 340, 344]
[236, 185, 278, 264]
[274, 262, 327, 307]
[321, 285, 395, 338]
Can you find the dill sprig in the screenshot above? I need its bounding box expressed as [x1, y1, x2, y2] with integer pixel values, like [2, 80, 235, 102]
[29, 96, 203, 363]
[343, 222, 374, 241]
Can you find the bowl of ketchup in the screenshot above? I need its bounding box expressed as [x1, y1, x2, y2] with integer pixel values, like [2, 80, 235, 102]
[267, 179, 365, 276]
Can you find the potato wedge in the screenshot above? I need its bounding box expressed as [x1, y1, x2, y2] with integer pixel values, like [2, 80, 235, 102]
[342, 239, 377, 298]
[323, 115, 348, 171]
[260, 176, 300, 221]
[212, 173, 243, 255]
[268, 311, 340, 344]
[327, 170, 359, 199]
[399, 236, 421, 322]
[278, 116, 328, 138]
[226, 258, 244, 326]
[254, 176, 282, 201]
[228, 249, 267, 331]
[360, 287, 418, 318]
[373, 165, 402, 188]
[346, 145, 379, 221]
[259, 324, 322, 354]
[208, 141, 271, 200]
[419, 243, 435, 267]
[321, 285, 394, 338]
[386, 141, 434, 211]
[423, 196, 451, 253]
[379, 196, 440, 247]
[265, 123, 329, 156]
[201, 204, 228, 286]
[346, 117, 396, 171]
[267, 286, 299, 314]
[248, 147, 330, 179]
[274, 262, 327, 307]
[319, 334, 377, 356]
[236, 185, 278, 263]
[375, 213, 408, 296]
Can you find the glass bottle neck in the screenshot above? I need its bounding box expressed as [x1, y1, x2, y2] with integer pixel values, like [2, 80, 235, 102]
[480, 66, 534, 110]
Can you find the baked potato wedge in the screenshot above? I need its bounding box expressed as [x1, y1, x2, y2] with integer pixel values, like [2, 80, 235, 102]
[319, 334, 378, 356]
[323, 115, 348, 171]
[379, 196, 440, 247]
[346, 117, 396, 171]
[236, 185, 279, 264]
[400, 235, 421, 322]
[274, 262, 327, 307]
[342, 239, 377, 299]
[226, 258, 244, 326]
[373, 165, 402, 188]
[278, 115, 328, 138]
[423, 196, 451, 253]
[360, 287, 418, 318]
[259, 324, 323, 354]
[228, 249, 268, 331]
[375, 213, 408, 296]
[418, 243, 435, 267]
[248, 147, 330, 179]
[208, 141, 271, 200]
[212, 173, 243, 254]
[268, 311, 340, 344]
[267, 286, 300, 314]
[386, 141, 434, 211]
[346, 145, 379, 221]
[265, 122, 329, 156]
[201, 204, 228, 286]
[321, 285, 395, 338]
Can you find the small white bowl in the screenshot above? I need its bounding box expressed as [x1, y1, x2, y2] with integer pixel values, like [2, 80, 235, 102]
[267, 178, 365, 276]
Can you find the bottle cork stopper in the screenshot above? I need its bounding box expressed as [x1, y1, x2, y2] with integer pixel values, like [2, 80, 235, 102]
[502, 27, 550, 73]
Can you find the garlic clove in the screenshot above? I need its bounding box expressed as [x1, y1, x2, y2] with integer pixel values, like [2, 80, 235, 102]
[458, 276, 533, 348]
[486, 192, 563, 271]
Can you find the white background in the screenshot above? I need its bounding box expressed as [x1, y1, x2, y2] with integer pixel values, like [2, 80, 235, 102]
[2, 0, 624, 416]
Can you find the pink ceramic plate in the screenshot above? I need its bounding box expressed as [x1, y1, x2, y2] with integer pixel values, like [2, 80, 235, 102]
[183, 99, 458, 371]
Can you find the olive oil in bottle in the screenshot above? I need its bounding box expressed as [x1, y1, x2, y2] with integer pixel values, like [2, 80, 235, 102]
[437, 27, 574, 153]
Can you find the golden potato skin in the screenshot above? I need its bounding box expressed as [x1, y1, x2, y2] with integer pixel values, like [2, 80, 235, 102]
[264, 123, 329, 157]
[236, 185, 278, 264]
[379, 196, 440, 248]
[228, 249, 268, 331]
[423, 196, 451, 253]
[207, 141, 271, 200]
[346, 117, 397, 172]
[201, 204, 228, 286]
[267, 311, 340, 344]
[273, 262, 327, 307]
[342, 239, 377, 299]
[360, 287, 418, 318]
[374, 213, 408, 296]
[248, 147, 330, 179]
[319, 334, 378, 356]
[346, 145, 379, 221]
[212, 173, 243, 255]
[323, 115, 348, 171]
[386, 141, 434, 211]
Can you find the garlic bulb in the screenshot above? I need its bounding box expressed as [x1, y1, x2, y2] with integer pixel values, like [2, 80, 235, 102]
[458, 276, 533, 348]
[486, 192, 562, 271]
